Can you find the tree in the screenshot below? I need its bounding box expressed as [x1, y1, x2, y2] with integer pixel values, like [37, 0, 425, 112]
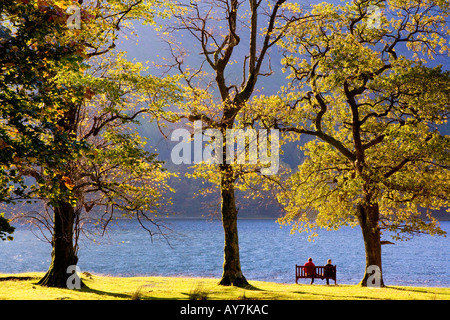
[155, 0, 309, 286]
[7, 0, 180, 288]
[1, 0, 87, 203]
[265, 0, 450, 286]
[0, 213, 14, 241]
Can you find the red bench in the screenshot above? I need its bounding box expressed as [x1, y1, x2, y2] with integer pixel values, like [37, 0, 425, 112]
[295, 265, 337, 285]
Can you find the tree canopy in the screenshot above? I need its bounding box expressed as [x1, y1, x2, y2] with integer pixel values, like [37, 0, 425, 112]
[0, 0, 88, 203]
[1, 0, 181, 287]
[255, 0, 450, 286]
[153, 0, 308, 285]
[0, 213, 14, 241]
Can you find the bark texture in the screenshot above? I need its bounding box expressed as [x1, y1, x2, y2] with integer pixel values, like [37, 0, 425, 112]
[357, 202, 384, 287]
[218, 165, 248, 286]
[38, 201, 83, 288]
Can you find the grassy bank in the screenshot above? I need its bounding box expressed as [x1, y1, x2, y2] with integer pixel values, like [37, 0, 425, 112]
[0, 272, 449, 300]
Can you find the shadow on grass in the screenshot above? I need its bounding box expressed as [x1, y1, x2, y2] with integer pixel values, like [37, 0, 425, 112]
[76, 276, 134, 299]
[293, 284, 385, 300]
[0, 274, 133, 300]
[239, 283, 264, 291]
[386, 286, 450, 297]
[291, 290, 385, 300]
[79, 287, 132, 299]
[31, 276, 133, 300]
[0, 276, 35, 281]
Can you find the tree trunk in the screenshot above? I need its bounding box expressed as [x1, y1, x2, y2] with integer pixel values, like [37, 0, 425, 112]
[218, 165, 248, 286]
[38, 200, 83, 288]
[357, 202, 384, 287]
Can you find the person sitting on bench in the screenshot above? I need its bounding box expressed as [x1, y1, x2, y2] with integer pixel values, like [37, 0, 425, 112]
[324, 259, 335, 285]
[304, 257, 315, 284]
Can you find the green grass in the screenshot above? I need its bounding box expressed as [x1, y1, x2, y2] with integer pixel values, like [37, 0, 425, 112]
[0, 272, 449, 300]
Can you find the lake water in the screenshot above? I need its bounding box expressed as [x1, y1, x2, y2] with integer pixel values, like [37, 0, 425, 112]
[0, 219, 449, 287]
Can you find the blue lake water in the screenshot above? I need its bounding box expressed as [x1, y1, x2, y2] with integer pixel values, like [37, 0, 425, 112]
[0, 219, 448, 287]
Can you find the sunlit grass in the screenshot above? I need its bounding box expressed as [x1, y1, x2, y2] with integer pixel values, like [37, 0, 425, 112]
[0, 272, 449, 300]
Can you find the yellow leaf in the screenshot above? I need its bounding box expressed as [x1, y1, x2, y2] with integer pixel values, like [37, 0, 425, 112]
[62, 176, 75, 190]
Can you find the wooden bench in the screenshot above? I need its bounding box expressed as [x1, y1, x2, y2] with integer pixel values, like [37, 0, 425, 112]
[295, 265, 337, 285]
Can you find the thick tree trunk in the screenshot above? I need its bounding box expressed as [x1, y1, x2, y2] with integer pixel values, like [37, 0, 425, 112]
[218, 165, 248, 286]
[38, 200, 82, 288]
[357, 202, 384, 287]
